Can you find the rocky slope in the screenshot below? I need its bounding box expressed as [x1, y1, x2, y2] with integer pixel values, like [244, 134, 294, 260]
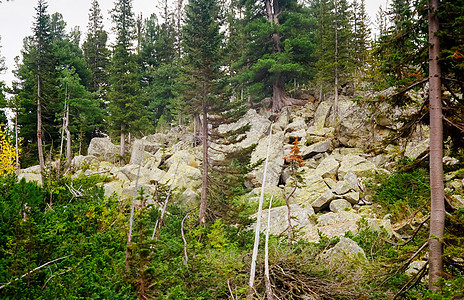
[18, 94, 464, 246]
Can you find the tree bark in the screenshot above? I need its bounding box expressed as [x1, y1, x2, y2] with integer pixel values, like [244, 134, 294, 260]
[199, 84, 208, 224]
[120, 124, 126, 157]
[333, 0, 339, 117]
[37, 75, 45, 174]
[428, 0, 445, 291]
[65, 103, 71, 169]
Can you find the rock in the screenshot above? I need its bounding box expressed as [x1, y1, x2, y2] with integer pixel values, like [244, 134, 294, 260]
[103, 181, 123, 198]
[405, 261, 427, 276]
[250, 185, 285, 201]
[251, 204, 317, 240]
[149, 168, 167, 184]
[321, 237, 367, 263]
[71, 155, 99, 169]
[122, 184, 155, 201]
[323, 177, 337, 189]
[274, 107, 290, 131]
[144, 148, 168, 170]
[330, 199, 352, 213]
[292, 175, 332, 205]
[338, 154, 377, 179]
[315, 156, 340, 178]
[405, 138, 429, 160]
[165, 150, 198, 169]
[120, 165, 151, 183]
[311, 190, 336, 212]
[129, 138, 161, 165]
[342, 191, 360, 204]
[88, 137, 119, 162]
[18, 170, 43, 185]
[332, 180, 354, 195]
[285, 128, 306, 144]
[217, 109, 271, 150]
[285, 117, 307, 133]
[306, 126, 334, 138]
[448, 195, 464, 210]
[246, 131, 284, 188]
[301, 140, 332, 158]
[160, 164, 202, 191]
[443, 156, 459, 166]
[343, 171, 359, 192]
[180, 188, 199, 208]
[313, 101, 332, 128]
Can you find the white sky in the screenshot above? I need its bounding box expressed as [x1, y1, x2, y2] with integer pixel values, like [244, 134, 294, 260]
[0, 0, 388, 88]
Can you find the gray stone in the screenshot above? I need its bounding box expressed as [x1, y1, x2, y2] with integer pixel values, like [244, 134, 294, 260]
[88, 137, 119, 162]
[313, 101, 332, 129]
[405, 139, 429, 160]
[311, 190, 336, 212]
[18, 172, 42, 185]
[405, 261, 427, 276]
[129, 138, 161, 165]
[251, 204, 317, 240]
[180, 188, 199, 208]
[322, 237, 367, 262]
[149, 168, 167, 184]
[165, 150, 198, 169]
[306, 126, 335, 138]
[448, 195, 464, 210]
[332, 180, 353, 195]
[120, 165, 151, 183]
[285, 117, 306, 133]
[292, 175, 332, 206]
[323, 177, 337, 189]
[71, 155, 99, 169]
[103, 181, 123, 198]
[315, 156, 340, 178]
[338, 154, 377, 179]
[301, 140, 332, 157]
[160, 164, 202, 191]
[342, 191, 360, 204]
[246, 131, 284, 188]
[343, 171, 359, 192]
[330, 199, 352, 213]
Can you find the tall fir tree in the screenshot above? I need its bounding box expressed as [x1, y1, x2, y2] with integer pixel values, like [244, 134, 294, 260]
[182, 0, 223, 223]
[109, 0, 148, 156]
[83, 0, 110, 95]
[351, 0, 371, 81]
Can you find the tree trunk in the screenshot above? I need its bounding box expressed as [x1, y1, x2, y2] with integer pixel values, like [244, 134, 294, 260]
[15, 110, 19, 169]
[428, 0, 445, 291]
[120, 124, 126, 157]
[199, 85, 208, 224]
[37, 75, 45, 174]
[333, 0, 339, 117]
[272, 75, 284, 112]
[65, 103, 71, 168]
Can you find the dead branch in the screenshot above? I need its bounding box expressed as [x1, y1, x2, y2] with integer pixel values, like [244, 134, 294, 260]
[384, 214, 430, 247]
[0, 255, 71, 290]
[392, 261, 428, 300]
[181, 209, 195, 268]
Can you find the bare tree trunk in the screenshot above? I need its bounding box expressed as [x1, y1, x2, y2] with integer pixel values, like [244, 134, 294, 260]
[272, 75, 283, 113]
[199, 85, 208, 224]
[120, 124, 126, 157]
[37, 75, 45, 174]
[248, 124, 273, 299]
[15, 109, 19, 169]
[428, 0, 445, 291]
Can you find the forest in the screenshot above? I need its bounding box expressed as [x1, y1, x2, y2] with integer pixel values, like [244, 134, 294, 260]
[0, 0, 464, 299]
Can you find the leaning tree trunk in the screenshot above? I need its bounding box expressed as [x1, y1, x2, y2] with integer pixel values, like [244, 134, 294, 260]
[199, 84, 208, 224]
[428, 0, 445, 291]
[37, 75, 45, 174]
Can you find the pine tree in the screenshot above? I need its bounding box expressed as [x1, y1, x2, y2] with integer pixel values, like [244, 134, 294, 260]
[109, 0, 144, 156]
[242, 0, 315, 112]
[351, 0, 371, 81]
[83, 0, 110, 95]
[182, 0, 223, 223]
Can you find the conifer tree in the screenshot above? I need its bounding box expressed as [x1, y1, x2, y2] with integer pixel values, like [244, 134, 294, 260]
[182, 0, 222, 223]
[109, 0, 143, 156]
[83, 0, 110, 95]
[351, 0, 371, 81]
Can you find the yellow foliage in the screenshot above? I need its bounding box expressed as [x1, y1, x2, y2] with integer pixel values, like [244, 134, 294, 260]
[0, 129, 20, 175]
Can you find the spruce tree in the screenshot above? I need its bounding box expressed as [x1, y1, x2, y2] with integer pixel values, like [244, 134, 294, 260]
[109, 0, 145, 156]
[351, 0, 371, 81]
[182, 0, 222, 223]
[83, 0, 110, 95]
[0, 36, 6, 126]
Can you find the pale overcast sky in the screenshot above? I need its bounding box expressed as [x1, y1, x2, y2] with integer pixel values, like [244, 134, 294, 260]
[0, 0, 388, 88]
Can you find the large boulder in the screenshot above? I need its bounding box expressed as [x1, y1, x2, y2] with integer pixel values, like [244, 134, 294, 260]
[338, 154, 377, 179]
[18, 165, 42, 185]
[291, 174, 332, 207]
[129, 138, 161, 165]
[315, 156, 340, 179]
[88, 137, 119, 162]
[320, 237, 367, 263]
[313, 100, 333, 129]
[217, 109, 271, 150]
[160, 164, 202, 191]
[251, 204, 318, 241]
[245, 130, 284, 188]
[165, 149, 198, 169]
[71, 155, 100, 170]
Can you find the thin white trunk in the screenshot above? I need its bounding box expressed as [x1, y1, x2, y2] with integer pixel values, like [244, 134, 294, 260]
[248, 123, 273, 299]
[15, 110, 19, 169]
[264, 196, 274, 300]
[334, 0, 339, 117]
[65, 102, 71, 167]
